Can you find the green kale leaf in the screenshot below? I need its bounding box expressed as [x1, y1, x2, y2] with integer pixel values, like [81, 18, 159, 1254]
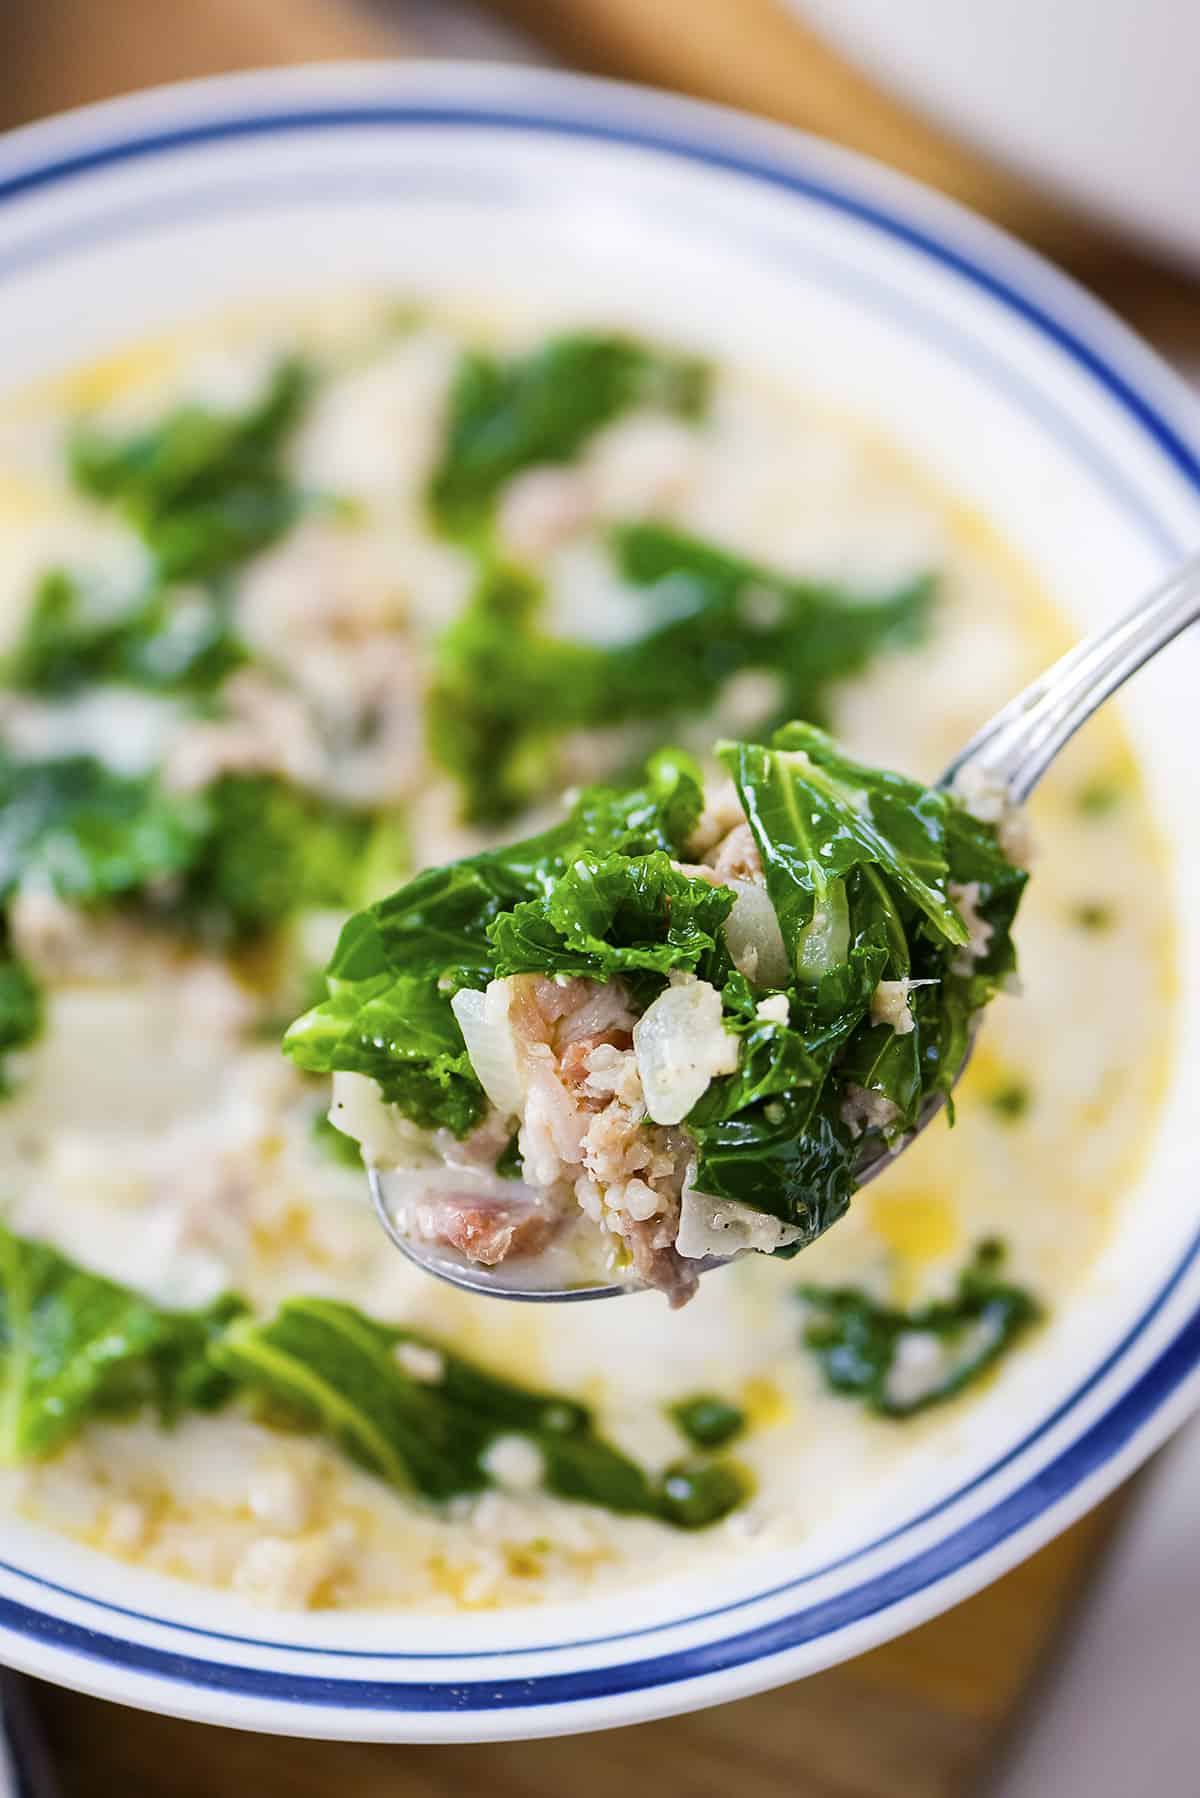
[0, 1225, 242, 1463]
[797, 1240, 1040, 1416]
[668, 1393, 747, 1449]
[288, 727, 1027, 1239]
[212, 1297, 745, 1523]
[6, 568, 246, 697]
[0, 1228, 747, 1526]
[615, 524, 933, 718]
[69, 356, 313, 581]
[0, 754, 377, 980]
[427, 530, 933, 824]
[0, 753, 208, 906]
[489, 849, 734, 983]
[720, 725, 966, 965]
[284, 750, 711, 1131]
[0, 943, 42, 1095]
[429, 333, 709, 536]
[170, 773, 375, 948]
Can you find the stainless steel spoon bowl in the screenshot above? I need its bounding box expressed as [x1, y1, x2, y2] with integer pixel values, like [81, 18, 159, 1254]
[372, 548, 1200, 1301]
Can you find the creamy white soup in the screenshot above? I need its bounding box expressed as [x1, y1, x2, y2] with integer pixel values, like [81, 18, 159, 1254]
[0, 299, 1170, 1611]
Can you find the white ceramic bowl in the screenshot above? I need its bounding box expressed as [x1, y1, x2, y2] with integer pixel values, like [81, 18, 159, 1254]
[1, 62, 1199, 1743]
[796, 0, 1200, 270]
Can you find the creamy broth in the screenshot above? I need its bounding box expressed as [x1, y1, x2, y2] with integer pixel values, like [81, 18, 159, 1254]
[0, 300, 1170, 1610]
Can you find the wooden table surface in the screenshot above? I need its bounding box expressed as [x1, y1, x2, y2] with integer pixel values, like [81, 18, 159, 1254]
[2, 3, 1191, 1793]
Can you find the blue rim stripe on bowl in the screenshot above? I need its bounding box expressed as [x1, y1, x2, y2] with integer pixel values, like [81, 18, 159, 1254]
[0, 84, 1198, 1714]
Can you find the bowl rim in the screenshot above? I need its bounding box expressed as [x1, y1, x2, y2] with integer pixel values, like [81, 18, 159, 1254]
[1, 59, 1199, 1740]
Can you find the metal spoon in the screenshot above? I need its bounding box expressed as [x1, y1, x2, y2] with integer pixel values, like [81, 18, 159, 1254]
[372, 549, 1200, 1301]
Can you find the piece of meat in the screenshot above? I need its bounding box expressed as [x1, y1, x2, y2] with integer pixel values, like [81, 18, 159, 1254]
[412, 1194, 559, 1266]
[624, 1213, 701, 1309]
[558, 1029, 635, 1111]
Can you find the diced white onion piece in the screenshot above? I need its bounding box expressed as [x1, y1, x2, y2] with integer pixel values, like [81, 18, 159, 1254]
[676, 1171, 803, 1260]
[327, 1071, 436, 1170]
[723, 879, 790, 987]
[451, 979, 524, 1116]
[633, 978, 740, 1125]
[871, 979, 914, 1036]
[870, 976, 938, 1036]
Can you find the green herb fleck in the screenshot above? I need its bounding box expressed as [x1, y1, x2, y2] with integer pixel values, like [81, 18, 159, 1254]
[1071, 901, 1114, 933]
[1075, 778, 1123, 817]
[988, 1079, 1032, 1121]
[668, 1394, 747, 1450]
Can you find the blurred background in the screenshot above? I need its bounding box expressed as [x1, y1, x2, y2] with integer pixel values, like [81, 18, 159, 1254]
[1, 3, 1196, 1795]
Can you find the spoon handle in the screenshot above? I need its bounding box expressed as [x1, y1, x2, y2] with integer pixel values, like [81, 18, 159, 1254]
[941, 549, 1200, 801]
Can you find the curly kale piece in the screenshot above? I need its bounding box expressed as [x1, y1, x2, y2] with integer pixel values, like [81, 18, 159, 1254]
[69, 357, 313, 582]
[797, 1240, 1040, 1417]
[427, 531, 933, 824]
[429, 333, 709, 537]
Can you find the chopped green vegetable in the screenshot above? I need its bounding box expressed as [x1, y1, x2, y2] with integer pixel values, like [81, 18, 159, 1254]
[212, 1298, 739, 1523]
[6, 568, 246, 697]
[284, 748, 709, 1131]
[489, 849, 735, 985]
[211, 1299, 492, 1498]
[720, 730, 968, 954]
[658, 1458, 749, 1529]
[615, 524, 934, 727]
[0, 755, 377, 1107]
[668, 1394, 747, 1450]
[0, 752, 208, 1104]
[797, 1240, 1040, 1417]
[427, 530, 933, 823]
[429, 333, 709, 536]
[0, 943, 41, 1095]
[495, 1130, 524, 1180]
[0, 1228, 746, 1528]
[0, 756, 370, 947]
[287, 724, 1027, 1246]
[684, 725, 1025, 1231]
[170, 774, 375, 947]
[389, 1329, 591, 1438]
[69, 357, 313, 581]
[0, 1225, 242, 1463]
[0, 753, 207, 907]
